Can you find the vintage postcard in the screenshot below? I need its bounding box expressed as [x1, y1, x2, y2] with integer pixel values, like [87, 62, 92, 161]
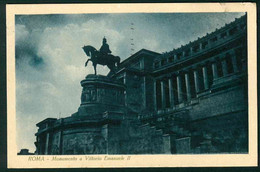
[6, 3, 257, 168]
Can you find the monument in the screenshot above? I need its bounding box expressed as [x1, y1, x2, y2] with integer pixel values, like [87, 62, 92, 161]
[35, 15, 248, 154]
[35, 38, 171, 154]
[35, 40, 126, 154]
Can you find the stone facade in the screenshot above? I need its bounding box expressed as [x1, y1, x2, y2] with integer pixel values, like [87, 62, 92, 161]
[35, 15, 248, 154]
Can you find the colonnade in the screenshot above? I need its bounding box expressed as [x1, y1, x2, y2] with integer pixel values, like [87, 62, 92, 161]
[154, 49, 240, 110]
[155, 22, 245, 69]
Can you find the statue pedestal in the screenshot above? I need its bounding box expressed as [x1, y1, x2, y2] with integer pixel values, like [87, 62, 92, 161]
[76, 74, 126, 117]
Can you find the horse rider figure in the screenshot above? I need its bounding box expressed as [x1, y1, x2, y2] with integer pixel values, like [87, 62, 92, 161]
[99, 37, 111, 61]
[82, 38, 120, 75]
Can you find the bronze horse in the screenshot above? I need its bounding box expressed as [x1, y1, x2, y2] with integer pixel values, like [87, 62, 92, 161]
[82, 45, 120, 75]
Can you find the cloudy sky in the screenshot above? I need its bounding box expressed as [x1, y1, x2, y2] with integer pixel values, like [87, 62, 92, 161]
[15, 12, 244, 152]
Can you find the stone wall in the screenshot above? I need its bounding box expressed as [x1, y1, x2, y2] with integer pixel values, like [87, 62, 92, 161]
[189, 84, 247, 121]
[62, 132, 106, 154]
[112, 119, 169, 154]
[125, 72, 146, 113]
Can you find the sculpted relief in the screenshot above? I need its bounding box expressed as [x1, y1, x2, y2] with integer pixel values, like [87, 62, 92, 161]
[81, 87, 97, 103]
[63, 133, 106, 154]
[81, 85, 124, 105]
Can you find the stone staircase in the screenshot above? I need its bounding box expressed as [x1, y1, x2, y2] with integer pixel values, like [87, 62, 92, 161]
[116, 109, 218, 154]
[119, 108, 248, 154]
[122, 109, 194, 154]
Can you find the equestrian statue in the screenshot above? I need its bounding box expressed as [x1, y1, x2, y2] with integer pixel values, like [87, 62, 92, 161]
[82, 37, 120, 75]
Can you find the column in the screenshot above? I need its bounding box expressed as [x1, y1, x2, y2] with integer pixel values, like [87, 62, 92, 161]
[199, 43, 203, 50]
[38, 139, 43, 154]
[182, 51, 185, 57]
[45, 133, 50, 155]
[190, 47, 193, 55]
[160, 80, 166, 109]
[177, 75, 183, 103]
[211, 62, 218, 79]
[143, 77, 146, 108]
[153, 80, 157, 111]
[168, 78, 175, 107]
[226, 30, 230, 36]
[221, 57, 228, 76]
[207, 40, 211, 48]
[202, 66, 209, 90]
[193, 69, 200, 93]
[217, 34, 221, 40]
[230, 50, 239, 72]
[35, 137, 39, 155]
[59, 130, 63, 154]
[174, 54, 178, 61]
[56, 131, 62, 154]
[185, 73, 191, 101]
[124, 73, 127, 107]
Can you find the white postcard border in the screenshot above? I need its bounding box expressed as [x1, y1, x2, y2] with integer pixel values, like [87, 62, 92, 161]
[6, 3, 257, 168]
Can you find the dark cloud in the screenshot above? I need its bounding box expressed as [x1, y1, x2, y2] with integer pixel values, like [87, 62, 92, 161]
[15, 43, 45, 69]
[16, 15, 68, 32]
[15, 14, 107, 32]
[15, 35, 45, 70]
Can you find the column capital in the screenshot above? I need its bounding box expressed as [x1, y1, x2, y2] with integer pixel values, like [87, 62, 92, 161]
[155, 75, 167, 81]
[191, 65, 202, 70]
[209, 58, 218, 63]
[219, 53, 226, 59]
[202, 64, 208, 69]
[200, 62, 209, 67]
[165, 73, 174, 78]
[229, 48, 236, 55]
[180, 68, 188, 74]
[176, 71, 182, 75]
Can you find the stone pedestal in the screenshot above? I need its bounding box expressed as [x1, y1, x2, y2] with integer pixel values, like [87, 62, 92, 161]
[77, 74, 126, 116]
